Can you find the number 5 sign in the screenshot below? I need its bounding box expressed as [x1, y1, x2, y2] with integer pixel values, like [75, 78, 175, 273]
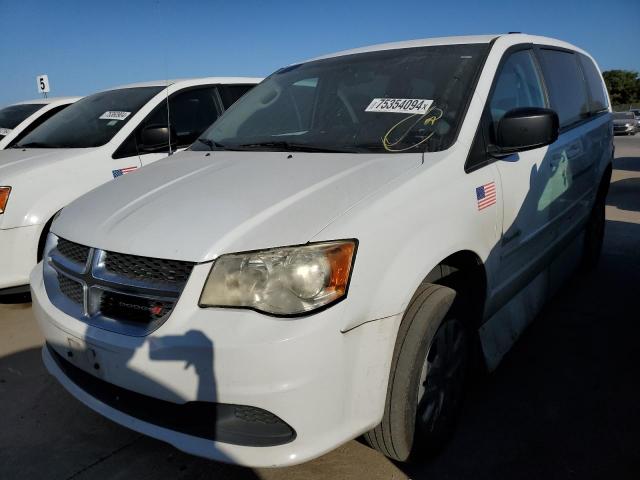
[37, 74, 50, 94]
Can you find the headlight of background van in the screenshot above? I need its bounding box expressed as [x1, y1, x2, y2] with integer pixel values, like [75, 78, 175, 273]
[199, 240, 357, 316]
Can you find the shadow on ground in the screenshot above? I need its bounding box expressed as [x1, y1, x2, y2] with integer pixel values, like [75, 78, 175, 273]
[607, 177, 640, 212]
[397, 219, 640, 480]
[613, 156, 640, 172]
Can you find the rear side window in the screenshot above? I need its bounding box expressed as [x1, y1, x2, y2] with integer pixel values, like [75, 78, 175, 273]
[578, 54, 609, 114]
[218, 85, 255, 109]
[539, 49, 589, 128]
[489, 49, 547, 130]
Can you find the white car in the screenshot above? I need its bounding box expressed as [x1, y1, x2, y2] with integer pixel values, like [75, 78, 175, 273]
[0, 97, 81, 150]
[32, 34, 612, 467]
[0, 77, 261, 295]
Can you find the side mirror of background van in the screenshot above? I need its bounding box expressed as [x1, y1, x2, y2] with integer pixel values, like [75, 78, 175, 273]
[139, 124, 178, 153]
[492, 107, 559, 155]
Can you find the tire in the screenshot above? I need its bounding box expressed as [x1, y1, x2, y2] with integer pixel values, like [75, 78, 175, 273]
[581, 184, 607, 270]
[364, 283, 470, 462]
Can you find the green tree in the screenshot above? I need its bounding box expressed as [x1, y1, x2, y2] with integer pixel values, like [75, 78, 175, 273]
[602, 70, 640, 105]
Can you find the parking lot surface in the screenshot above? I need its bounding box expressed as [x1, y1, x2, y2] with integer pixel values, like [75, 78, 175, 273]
[1, 136, 639, 480]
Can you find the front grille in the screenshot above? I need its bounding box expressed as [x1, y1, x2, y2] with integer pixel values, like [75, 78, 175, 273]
[104, 251, 194, 285]
[58, 275, 83, 304]
[99, 290, 175, 324]
[234, 405, 281, 425]
[56, 238, 90, 266]
[44, 236, 192, 336]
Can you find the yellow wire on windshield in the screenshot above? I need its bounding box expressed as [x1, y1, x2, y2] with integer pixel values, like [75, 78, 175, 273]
[382, 107, 444, 152]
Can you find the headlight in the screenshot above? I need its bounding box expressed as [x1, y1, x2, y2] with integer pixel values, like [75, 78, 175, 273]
[199, 240, 357, 316]
[0, 187, 11, 214]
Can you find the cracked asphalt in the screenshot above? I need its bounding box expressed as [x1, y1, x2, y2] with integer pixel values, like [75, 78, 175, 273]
[1, 136, 639, 480]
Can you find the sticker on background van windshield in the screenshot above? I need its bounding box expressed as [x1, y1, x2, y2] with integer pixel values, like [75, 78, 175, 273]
[365, 98, 433, 115]
[99, 111, 131, 121]
[0, 128, 12, 136]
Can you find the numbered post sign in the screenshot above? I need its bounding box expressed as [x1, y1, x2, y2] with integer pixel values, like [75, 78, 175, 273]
[37, 75, 50, 94]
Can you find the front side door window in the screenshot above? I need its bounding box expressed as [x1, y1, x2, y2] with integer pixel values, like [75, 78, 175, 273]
[114, 86, 221, 161]
[487, 49, 555, 291]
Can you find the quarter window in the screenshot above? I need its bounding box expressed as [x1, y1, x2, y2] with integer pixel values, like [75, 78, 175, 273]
[489, 50, 547, 131]
[539, 49, 590, 128]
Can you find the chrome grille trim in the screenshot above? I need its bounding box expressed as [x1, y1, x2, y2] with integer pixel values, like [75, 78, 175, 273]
[44, 235, 193, 336]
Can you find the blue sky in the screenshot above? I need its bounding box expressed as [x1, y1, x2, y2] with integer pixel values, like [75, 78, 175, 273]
[0, 0, 638, 107]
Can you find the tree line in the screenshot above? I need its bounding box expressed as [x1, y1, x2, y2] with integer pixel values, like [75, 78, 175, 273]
[602, 70, 640, 107]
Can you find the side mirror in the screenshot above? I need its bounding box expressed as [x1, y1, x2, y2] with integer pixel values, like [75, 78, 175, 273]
[492, 107, 559, 155]
[139, 124, 177, 153]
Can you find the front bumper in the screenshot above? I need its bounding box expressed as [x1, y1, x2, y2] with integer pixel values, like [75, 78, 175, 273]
[31, 263, 400, 467]
[0, 224, 42, 290]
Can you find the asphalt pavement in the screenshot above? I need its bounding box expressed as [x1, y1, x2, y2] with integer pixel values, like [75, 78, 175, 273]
[1, 136, 639, 480]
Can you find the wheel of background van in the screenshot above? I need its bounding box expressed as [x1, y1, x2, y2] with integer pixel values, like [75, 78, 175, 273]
[581, 189, 606, 270]
[364, 283, 470, 462]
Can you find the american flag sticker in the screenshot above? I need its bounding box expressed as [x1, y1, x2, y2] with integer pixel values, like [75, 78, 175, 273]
[112, 166, 138, 178]
[476, 181, 496, 210]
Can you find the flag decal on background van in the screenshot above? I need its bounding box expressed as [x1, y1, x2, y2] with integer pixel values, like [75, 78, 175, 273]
[476, 182, 496, 210]
[112, 166, 138, 178]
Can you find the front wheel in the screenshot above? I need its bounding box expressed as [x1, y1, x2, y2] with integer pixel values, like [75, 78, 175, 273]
[364, 283, 470, 461]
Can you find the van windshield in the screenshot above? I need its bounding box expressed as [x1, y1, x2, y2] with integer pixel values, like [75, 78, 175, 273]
[16, 86, 163, 149]
[194, 44, 489, 154]
[0, 103, 46, 130]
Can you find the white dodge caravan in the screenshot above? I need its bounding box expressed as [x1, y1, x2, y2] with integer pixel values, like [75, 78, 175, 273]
[32, 34, 612, 467]
[0, 77, 260, 295]
[0, 97, 81, 150]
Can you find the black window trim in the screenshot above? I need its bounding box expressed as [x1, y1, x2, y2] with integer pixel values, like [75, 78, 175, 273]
[534, 45, 598, 134]
[112, 84, 223, 160]
[465, 43, 603, 174]
[575, 52, 610, 117]
[443, 38, 499, 153]
[465, 43, 549, 173]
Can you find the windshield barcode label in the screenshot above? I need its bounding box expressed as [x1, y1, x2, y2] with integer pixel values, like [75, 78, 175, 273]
[365, 98, 433, 115]
[0, 128, 12, 135]
[99, 111, 131, 121]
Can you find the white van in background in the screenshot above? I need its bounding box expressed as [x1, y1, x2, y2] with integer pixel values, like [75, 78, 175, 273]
[0, 77, 261, 295]
[0, 97, 81, 150]
[32, 34, 612, 466]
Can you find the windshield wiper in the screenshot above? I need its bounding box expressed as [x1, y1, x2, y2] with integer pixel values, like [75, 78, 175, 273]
[194, 138, 249, 152]
[234, 141, 355, 153]
[15, 142, 66, 149]
[196, 138, 219, 150]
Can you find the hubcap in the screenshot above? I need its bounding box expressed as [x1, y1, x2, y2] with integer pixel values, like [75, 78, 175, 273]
[417, 318, 468, 434]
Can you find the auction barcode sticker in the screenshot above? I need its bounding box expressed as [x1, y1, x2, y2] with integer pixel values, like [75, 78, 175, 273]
[365, 98, 433, 115]
[0, 128, 12, 136]
[99, 111, 131, 121]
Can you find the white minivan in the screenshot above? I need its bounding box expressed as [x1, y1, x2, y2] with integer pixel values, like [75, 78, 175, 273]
[32, 34, 612, 467]
[0, 77, 260, 295]
[0, 97, 81, 150]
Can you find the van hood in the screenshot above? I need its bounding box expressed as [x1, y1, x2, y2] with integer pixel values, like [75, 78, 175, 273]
[0, 147, 100, 229]
[0, 147, 98, 182]
[53, 150, 422, 262]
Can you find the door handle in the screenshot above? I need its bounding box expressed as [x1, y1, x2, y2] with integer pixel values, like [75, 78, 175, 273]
[567, 144, 582, 159]
[550, 154, 563, 171]
[502, 228, 521, 246]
